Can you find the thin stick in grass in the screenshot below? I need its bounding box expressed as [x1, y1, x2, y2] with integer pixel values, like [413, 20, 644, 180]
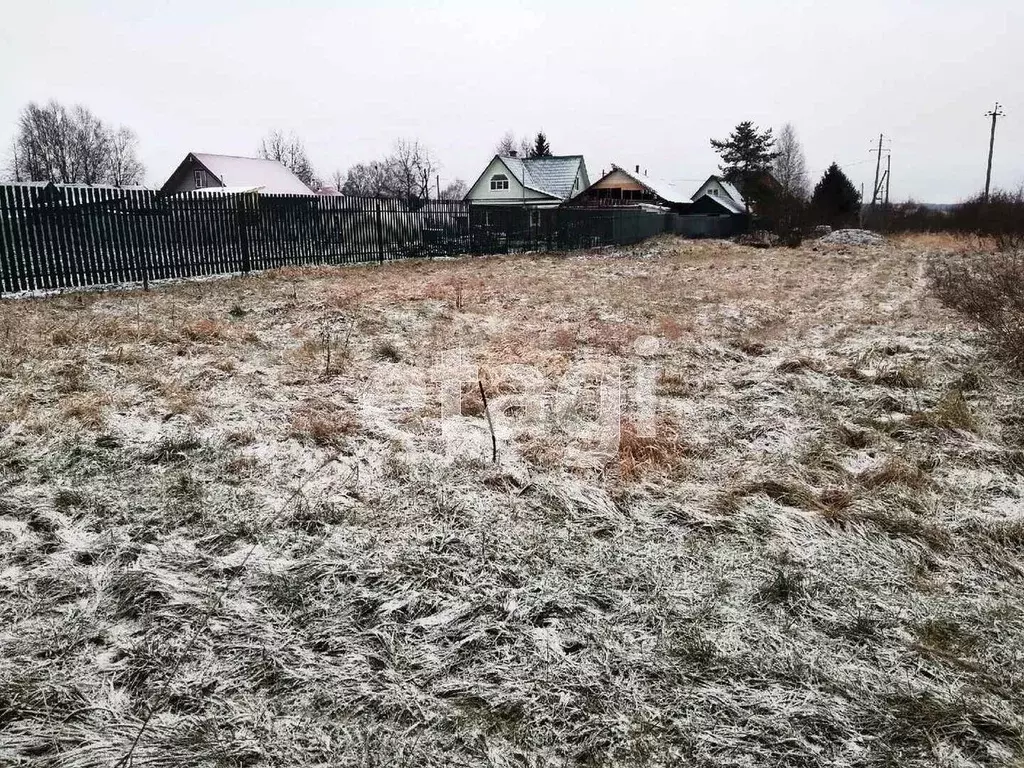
[478, 378, 497, 463]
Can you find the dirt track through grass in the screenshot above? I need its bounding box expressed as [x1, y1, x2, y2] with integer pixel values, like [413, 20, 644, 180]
[1, 234, 1023, 766]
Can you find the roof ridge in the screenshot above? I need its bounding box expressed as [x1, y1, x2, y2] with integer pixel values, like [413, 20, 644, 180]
[193, 152, 277, 162]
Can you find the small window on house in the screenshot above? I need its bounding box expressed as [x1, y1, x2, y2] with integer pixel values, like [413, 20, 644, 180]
[530, 209, 540, 227]
[490, 173, 509, 191]
[194, 169, 206, 189]
[484, 210, 491, 226]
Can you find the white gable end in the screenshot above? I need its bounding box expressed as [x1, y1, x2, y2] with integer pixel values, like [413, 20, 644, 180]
[465, 157, 556, 206]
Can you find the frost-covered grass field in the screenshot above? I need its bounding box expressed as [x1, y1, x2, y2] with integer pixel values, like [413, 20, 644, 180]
[1, 234, 1023, 767]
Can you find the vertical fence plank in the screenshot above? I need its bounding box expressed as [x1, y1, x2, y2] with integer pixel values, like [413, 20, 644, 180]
[208, 192, 228, 275]
[235, 194, 250, 274]
[148, 194, 167, 281]
[213, 193, 233, 274]
[22, 186, 48, 289]
[108, 188, 129, 284]
[172, 192, 190, 278]
[0, 187, 11, 294]
[63, 187, 84, 288]
[185, 192, 202, 277]
[103, 188, 125, 285]
[197, 192, 215, 275]
[165, 193, 184, 281]
[46, 188, 70, 288]
[249, 194, 266, 271]
[128, 190, 148, 289]
[52, 187, 77, 288]
[80, 187, 104, 286]
[5, 185, 31, 292]
[0, 186, 22, 293]
[92, 187, 113, 286]
[185, 192, 203, 277]
[13, 187, 37, 290]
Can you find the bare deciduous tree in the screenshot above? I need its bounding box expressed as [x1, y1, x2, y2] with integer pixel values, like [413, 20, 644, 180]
[258, 130, 320, 190]
[340, 140, 440, 202]
[390, 139, 436, 202]
[495, 131, 532, 158]
[340, 160, 400, 197]
[772, 123, 809, 200]
[440, 179, 468, 200]
[108, 127, 146, 186]
[6, 100, 145, 185]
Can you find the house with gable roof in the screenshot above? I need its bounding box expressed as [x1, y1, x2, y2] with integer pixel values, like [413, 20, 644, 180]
[160, 152, 316, 196]
[464, 153, 590, 208]
[690, 174, 748, 214]
[568, 164, 695, 213]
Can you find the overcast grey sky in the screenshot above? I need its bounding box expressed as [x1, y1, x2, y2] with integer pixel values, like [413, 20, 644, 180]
[1, 0, 1021, 202]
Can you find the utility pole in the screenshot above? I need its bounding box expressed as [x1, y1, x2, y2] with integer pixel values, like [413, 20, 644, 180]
[870, 133, 884, 207]
[884, 154, 891, 206]
[983, 102, 1004, 202]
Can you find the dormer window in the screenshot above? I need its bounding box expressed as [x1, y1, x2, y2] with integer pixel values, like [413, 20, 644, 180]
[490, 173, 509, 191]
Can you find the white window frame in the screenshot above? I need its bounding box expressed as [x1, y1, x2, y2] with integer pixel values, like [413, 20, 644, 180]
[490, 173, 509, 191]
[194, 169, 206, 189]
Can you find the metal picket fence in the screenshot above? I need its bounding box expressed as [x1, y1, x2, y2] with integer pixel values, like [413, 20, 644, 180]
[0, 184, 681, 294]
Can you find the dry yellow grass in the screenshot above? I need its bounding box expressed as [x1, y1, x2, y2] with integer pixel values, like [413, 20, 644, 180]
[1, 233, 1023, 766]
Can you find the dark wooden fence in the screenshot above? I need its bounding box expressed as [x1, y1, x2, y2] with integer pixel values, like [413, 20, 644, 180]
[0, 184, 723, 294]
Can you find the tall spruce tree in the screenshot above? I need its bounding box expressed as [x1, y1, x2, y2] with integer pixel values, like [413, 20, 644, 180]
[811, 163, 861, 228]
[531, 131, 551, 158]
[709, 121, 777, 211]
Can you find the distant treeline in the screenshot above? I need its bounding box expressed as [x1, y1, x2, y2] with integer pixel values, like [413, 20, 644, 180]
[864, 188, 1024, 248]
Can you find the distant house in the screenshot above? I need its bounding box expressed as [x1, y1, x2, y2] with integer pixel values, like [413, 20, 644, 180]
[464, 154, 590, 208]
[160, 153, 315, 196]
[691, 175, 747, 214]
[569, 164, 694, 213]
[691, 172, 782, 215]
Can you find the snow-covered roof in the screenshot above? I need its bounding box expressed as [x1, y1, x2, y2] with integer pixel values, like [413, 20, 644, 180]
[608, 165, 693, 204]
[698, 194, 746, 215]
[498, 155, 585, 200]
[719, 179, 745, 206]
[192, 153, 314, 196]
[690, 175, 747, 213]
